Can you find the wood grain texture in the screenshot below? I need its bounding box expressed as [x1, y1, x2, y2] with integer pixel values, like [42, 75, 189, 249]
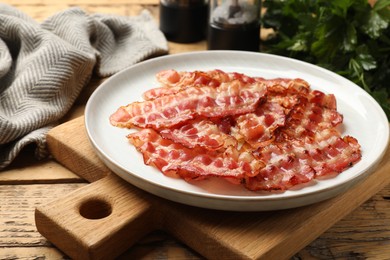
[46, 117, 110, 183]
[38, 116, 390, 260]
[35, 175, 158, 260]
[0, 183, 201, 260]
[1, 2, 159, 23]
[3, 183, 390, 259]
[0, 248, 69, 259]
[0, 156, 82, 184]
[5, 0, 158, 4]
[298, 185, 390, 259]
[0, 183, 85, 259]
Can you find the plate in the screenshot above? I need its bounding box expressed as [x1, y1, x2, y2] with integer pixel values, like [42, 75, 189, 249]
[85, 51, 389, 211]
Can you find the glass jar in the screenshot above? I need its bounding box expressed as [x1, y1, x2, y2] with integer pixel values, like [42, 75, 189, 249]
[159, 0, 209, 43]
[207, 0, 261, 51]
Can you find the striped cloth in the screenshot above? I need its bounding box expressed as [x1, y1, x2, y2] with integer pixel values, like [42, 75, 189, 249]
[0, 4, 168, 169]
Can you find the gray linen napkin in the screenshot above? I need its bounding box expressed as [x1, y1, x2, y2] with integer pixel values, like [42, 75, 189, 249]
[0, 4, 168, 169]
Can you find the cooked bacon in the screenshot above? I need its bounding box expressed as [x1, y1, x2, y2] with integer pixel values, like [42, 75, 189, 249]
[309, 90, 337, 109]
[159, 118, 237, 150]
[263, 78, 310, 114]
[293, 129, 361, 176]
[156, 69, 182, 85]
[246, 128, 361, 191]
[110, 80, 267, 130]
[256, 77, 309, 93]
[143, 70, 246, 101]
[144, 70, 311, 108]
[230, 78, 311, 149]
[143, 70, 278, 101]
[233, 101, 286, 148]
[280, 93, 343, 140]
[111, 69, 362, 192]
[143, 70, 222, 100]
[127, 128, 264, 180]
[245, 142, 315, 191]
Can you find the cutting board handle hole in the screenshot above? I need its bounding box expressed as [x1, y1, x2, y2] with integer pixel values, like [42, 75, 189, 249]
[79, 198, 112, 220]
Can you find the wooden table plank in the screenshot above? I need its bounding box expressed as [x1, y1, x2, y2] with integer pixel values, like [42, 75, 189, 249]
[0, 248, 69, 259]
[1, 2, 159, 23]
[1, 183, 389, 259]
[0, 184, 86, 248]
[0, 159, 82, 184]
[4, 0, 159, 5]
[0, 183, 201, 259]
[0, 183, 390, 259]
[299, 185, 390, 259]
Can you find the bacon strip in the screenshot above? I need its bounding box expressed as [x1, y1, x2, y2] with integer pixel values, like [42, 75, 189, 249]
[295, 129, 361, 176]
[246, 128, 361, 191]
[280, 93, 343, 140]
[245, 142, 315, 191]
[233, 101, 286, 148]
[143, 70, 223, 100]
[127, 128, 264, 181]
[110, 80, 267, 130]
[262, 78, 310, 114]
[143, 70, 289, 101]
[230, 78, 311, 149]
[159, 119, 237, 150]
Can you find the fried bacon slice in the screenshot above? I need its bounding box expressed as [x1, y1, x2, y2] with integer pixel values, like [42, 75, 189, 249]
[159, 118, 237, 151]
[127, 128, 265, 181]
[262, 78, 310, 114]
[143, 69, 257, 101]
[246, 128, 361, 191]
[233, 101, 286, 148]
[143, 70, 222, 100]
[299, 130, 361, 177]
[231, 78, 310, 149]
[280, 92, 343, 140]
[110, 79, 267, 130]
[246, 142, 316, 191]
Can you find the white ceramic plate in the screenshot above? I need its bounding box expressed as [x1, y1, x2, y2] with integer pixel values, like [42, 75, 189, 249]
[85, 51, 389, 211]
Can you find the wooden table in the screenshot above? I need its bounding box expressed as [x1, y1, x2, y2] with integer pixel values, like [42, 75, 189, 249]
[1, 1, 390, 259]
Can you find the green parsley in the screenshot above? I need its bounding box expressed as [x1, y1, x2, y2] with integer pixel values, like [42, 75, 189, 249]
[262, 0, 390, 119]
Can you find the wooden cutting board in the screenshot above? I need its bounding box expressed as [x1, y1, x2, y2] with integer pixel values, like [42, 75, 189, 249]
[35, 116, 390, 260]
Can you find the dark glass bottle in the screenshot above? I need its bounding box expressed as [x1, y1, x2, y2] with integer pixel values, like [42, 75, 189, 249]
[160, 0, 208, 43]
[207, 0, 261, 51]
